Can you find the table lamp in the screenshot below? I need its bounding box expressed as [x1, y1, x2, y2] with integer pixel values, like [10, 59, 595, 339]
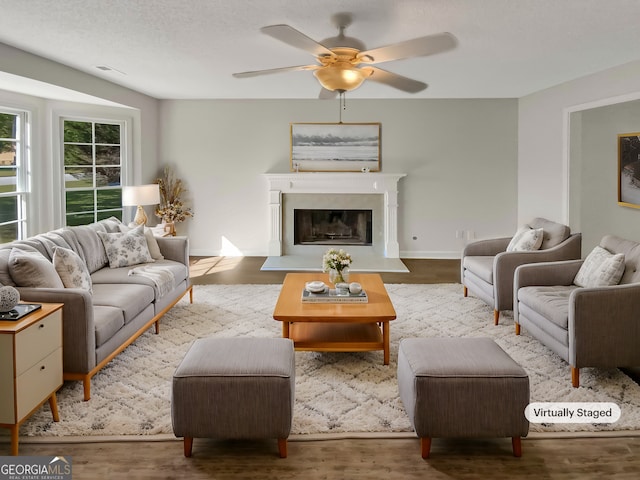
[122, 184, 161, 226]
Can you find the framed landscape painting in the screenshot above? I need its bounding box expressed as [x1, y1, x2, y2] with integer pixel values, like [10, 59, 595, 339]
[618, 132, 640, 208]
[290, 123, 381, 172]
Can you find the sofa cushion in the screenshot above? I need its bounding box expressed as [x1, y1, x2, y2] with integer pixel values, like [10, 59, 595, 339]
[517, 285, 579, 329]
[69, 225, 109, 273]
[574, 246, 625, 288]
[0, 249, 15, 286]
[8, 247, 65, 288]
[97, 225, 154, 268]
[600, 234, 640, 285]
[463, 256, 494, 284]
[90, 259, 187, 297]
[94, 305, 125, 348]
[507, 226, 544, 252]
[92, 283, 155, 324]
[53, 247, 93, 293]
[528, 218, 570, 250]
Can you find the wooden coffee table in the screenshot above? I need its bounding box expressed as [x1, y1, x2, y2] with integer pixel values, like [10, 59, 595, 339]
[273, 273, 397, 364]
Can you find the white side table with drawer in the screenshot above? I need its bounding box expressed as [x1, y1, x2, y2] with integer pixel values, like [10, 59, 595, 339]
[0, 303, 64, 455]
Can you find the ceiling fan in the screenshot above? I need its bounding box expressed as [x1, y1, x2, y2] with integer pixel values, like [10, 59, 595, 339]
[233, 13, 457, 98]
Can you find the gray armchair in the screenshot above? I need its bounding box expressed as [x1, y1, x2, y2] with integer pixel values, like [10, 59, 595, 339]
[514, 235, 640, 388]
[461, 218, 582, 324]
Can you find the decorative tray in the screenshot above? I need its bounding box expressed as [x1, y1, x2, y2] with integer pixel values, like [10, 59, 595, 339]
[301, 289, 368, 303]
[0, 303, 42, 321]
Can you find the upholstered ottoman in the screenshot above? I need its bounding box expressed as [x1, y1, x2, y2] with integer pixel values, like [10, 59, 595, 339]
[397, 337, 529, 459]
[171, 337, 295, 458]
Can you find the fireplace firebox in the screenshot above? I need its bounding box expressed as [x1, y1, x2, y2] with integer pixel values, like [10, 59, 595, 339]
[294, 209, 372, 246]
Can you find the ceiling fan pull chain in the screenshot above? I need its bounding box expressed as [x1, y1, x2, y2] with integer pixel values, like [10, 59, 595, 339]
[339, 91, 346, 123]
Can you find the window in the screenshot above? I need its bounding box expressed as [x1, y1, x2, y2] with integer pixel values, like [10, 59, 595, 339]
[63, 119, 123, 226]
[0, 109, 28, 242]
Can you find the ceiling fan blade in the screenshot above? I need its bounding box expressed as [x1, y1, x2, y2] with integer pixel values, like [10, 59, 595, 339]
[261, 24, 335, 58]
[368, 67, 428, 93]
[359, 32, 457, 64]
[233, 65, 319, 78]
[318, 88, 338, 100]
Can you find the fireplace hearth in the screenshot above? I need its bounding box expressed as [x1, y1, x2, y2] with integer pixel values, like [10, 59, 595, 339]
[294, 209, 373, 246]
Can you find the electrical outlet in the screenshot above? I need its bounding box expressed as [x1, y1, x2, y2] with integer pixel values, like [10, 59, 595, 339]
[466, 230, 475, 240]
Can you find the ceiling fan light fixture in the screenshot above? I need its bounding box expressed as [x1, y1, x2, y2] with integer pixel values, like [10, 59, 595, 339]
[314, 64, 370, 92]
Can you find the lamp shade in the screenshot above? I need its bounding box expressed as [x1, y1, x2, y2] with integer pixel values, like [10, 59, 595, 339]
[122, 184, 161, 207]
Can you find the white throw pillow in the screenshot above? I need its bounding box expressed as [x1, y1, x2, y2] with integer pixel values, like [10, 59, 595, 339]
[53, 247, 93, 293]
[506, 226, 544, 252]
[119, 224, 164, 260]
[98, 224, 154, 268]
[574, 246, 625, 288]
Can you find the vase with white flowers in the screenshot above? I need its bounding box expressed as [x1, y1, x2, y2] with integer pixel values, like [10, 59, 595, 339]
[322, 248, 352, 285]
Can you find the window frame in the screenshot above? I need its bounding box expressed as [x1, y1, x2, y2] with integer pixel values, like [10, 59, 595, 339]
[60, 116, 128, 226]
[0, 107, 29, 241]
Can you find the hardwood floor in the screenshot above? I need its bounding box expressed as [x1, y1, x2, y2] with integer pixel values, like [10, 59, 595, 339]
[7, 258, 640, 478]
[189, 256, 461, 285]
[13, 435, 640, 479]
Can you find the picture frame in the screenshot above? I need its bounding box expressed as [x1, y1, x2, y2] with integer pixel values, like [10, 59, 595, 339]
[290, 123, 381, 172]
[618, 132, 640, 209]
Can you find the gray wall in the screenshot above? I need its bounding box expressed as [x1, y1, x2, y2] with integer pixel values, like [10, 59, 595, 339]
[571, 100, 640, 251]
[159, 98, 518, 257]
[518, 58, 640, 244]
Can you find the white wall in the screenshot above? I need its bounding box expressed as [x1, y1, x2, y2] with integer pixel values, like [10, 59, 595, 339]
[0, 43, 160, 182]
[159, 98, 518, 257]
[518, 59, 640, 235]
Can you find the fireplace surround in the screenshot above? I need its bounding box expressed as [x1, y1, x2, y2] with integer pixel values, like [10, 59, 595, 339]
[264, 173, 406, 258]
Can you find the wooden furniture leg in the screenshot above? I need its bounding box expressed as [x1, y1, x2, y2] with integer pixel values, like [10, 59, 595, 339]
[571, 366, 580, 388]
[83, 378, 91, 402]
[421, 437, 431, 459]
[512, 437, 522, 457]
[49, 394, 60, 422]
[383, 321, 390, 365]
[10, 425, 19, 456]
[278, 438, 288, 458]
[282, 321, 290, 339]
[184, 437, 193, 457]
[463, 286, 468, 297]
[494, 310, 500, 325]
[515, 322, 521, 335]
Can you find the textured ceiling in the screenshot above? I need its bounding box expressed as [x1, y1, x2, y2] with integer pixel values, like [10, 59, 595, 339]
[1, 0, 640, 100]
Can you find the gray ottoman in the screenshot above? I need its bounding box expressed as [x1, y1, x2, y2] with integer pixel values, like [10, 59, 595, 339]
[397, 337, 529, 459]
[172, 337, 295, 458]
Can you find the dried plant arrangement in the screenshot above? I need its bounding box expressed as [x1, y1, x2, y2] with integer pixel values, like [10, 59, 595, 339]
[154, 166, 194, 224]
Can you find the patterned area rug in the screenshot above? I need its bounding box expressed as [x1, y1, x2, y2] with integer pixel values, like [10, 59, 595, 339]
[16, 283, 640, 438]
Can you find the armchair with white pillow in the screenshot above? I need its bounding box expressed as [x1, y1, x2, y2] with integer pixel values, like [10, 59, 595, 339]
[514, 235, 640, 388]
[461, 218, 582, 324]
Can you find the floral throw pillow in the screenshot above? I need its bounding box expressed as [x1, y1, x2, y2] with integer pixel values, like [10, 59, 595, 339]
[97, 224, 154, 269]
[53, 246, 93, 293]
[506, 226, 544, 252]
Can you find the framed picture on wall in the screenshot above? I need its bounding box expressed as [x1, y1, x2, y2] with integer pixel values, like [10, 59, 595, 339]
[290, 123, 381, 172]
[618, 132, 640, 208]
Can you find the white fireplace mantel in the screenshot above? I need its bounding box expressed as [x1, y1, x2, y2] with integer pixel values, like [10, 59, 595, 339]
[264, 172, 406, 257]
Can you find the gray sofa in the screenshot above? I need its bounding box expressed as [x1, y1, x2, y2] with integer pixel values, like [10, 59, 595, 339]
[514, 235, 640, 388]
[461, 218, 582, 324]
[0, 217, 192, 400]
